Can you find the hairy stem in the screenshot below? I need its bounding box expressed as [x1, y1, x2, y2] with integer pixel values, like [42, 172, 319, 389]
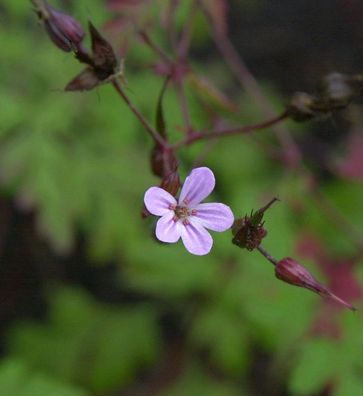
[112, 79, 168, 148]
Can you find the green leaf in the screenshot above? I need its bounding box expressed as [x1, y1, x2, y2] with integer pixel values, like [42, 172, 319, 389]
[7, 287, 160, 393]
[160, 363, 241, 396]
[289, 338, 338, 395]
[0, 359, 88, 396]
[192, 305, 249, 376]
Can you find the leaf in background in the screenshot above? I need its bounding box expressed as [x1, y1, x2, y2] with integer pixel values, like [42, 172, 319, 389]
[289, 338, 338, 395]
[160, 363, 240, 396]
[336, 372, 363, 396]
[0, 359, 89, 396]
[191, 305, 249, 376]
[7, 287, 160, 393]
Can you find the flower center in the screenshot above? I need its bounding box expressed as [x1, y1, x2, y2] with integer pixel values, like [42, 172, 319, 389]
[174, 205, 189, 219]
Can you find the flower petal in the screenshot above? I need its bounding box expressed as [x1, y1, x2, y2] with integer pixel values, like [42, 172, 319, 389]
[181, 218, 213, 255]
[193, 203, 234, 232]
[144, 186, 177, 216]
[179, 167, 215, 207]
[156, 211, 182, 243]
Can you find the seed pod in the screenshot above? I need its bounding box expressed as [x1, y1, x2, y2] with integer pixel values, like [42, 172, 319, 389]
[276, 257, 356, 311]
[232, 198, 277, 250]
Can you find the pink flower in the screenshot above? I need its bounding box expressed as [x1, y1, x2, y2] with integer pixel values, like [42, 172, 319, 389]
[144, 167, 234, 255]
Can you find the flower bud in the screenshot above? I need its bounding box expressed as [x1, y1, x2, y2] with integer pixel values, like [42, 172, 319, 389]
[150, 146, 178, 178]
[276, 257, 356, 311]
[160, 169, 181, 197]
[35, 1, 85, 52]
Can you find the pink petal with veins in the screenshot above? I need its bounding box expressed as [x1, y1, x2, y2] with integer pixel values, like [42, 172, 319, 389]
[156, 211, 182, 243]
[181, 218, 213, 255]
[194, 202, 234, 232]
[179, 167, 215, 206]
[144, 186, 176, 216]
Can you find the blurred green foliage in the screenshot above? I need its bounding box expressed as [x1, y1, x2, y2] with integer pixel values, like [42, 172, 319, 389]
[1, 0, 363, 395]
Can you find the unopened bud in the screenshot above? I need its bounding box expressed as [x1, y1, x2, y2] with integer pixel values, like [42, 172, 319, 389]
[160, 169, 180, 197]
[276, 257, 356, 311]
[35, 1, 85, 52]
[150, 146, 178, 178]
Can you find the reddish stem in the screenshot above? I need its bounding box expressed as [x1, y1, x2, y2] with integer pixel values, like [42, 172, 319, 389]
[203, 7, 301, 166]
[172, 110, 289, 149]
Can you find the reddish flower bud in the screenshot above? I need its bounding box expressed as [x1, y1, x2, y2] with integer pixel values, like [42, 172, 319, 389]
[34, 1, 85, 52]
[276, 257, 356, 311]
[150, 146, 178, 178]
[160, 169, 181, 197]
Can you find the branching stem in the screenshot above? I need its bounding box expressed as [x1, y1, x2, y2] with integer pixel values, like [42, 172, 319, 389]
[172, 111, 288, 149]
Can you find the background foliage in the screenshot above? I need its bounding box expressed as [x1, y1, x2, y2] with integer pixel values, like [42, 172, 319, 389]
[1, 0, 363, 395]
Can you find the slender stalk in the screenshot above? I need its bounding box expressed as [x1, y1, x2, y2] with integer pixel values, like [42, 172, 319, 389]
[176, 0, 197, 59]
[111, 79, 168, 148]
[203, 7, 301, 166]
[175, 81, 193, 135]
[138, 30, 172, 64]
[257, 245, 279, 267]
[172, 110, 288, 149]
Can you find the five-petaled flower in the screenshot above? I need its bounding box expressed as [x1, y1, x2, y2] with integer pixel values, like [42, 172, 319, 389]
[144, 167, 234, 255]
